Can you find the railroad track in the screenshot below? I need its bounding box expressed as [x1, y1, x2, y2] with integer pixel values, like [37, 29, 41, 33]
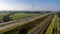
[56, 16, 59, 34]
[0, 14, 52, 34]
[27, 15, 54, 34]
[0, 14, 50, 34]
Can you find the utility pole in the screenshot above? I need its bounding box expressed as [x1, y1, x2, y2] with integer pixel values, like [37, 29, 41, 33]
[33, 0, 35, 12]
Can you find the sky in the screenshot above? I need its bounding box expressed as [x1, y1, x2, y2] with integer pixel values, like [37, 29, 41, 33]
[0, 0, 60, 11]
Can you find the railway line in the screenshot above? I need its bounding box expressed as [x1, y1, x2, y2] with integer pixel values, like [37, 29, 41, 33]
[0, 14, 49, 34]
[56, 16, 59, 34]
[0, 14, 58, 34]
[27, 15, 54, 34]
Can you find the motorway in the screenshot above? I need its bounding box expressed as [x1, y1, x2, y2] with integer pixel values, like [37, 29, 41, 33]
[27, 15, 53, 34]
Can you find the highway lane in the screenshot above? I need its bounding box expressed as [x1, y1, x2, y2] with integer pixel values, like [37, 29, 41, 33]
[27, 15, 53, 34]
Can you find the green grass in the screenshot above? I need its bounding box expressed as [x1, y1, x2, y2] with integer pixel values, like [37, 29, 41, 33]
[0, 14, 48, 34]
[0, 25, 18, 34]
[56, 13, 60, 34]
[25, 14, 49, 34]
[0, 13, 38, 27]
[53, 15, 60, 34]
[0, 14, 49, 34]
[0, 14, 43, 34]
[59, 18, 60, 34]
[0, 13, 38, 22]
[12, 13, 38, 20]
[45, 15, 57, 34]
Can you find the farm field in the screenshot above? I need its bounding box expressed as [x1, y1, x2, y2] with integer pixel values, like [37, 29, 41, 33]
[12, 13, 39, 20]
[0, 13, 39, 22]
